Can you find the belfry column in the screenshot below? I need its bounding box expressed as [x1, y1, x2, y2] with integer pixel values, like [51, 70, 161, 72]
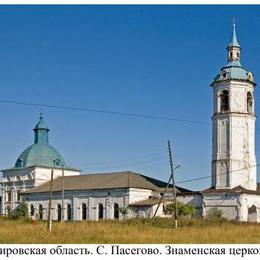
[211, 23, 256, 190]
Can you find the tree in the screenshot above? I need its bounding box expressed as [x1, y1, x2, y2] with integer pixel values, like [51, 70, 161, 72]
[163, 202, 195, 217]
[8, 202, 29, 220]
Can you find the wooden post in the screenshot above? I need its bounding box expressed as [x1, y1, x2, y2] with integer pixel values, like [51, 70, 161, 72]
[47, 168, 54, 232]
[168, 140, 178, 229]
[61, 165, 65, 222]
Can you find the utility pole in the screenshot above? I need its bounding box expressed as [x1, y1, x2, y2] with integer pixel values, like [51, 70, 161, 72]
[47, 168, 54, 232]
[61, 164, 65, 222]
[168, 140, 178, 229]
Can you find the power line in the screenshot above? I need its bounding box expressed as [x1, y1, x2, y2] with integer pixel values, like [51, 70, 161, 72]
[1, 99, 260, 132]
[0, 99, 210, 126]
[176, 163, 260, 185]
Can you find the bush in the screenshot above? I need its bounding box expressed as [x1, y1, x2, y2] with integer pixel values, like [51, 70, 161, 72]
[119, 207, 128, 220]
[163, 202, 195, 217]
[205, 207, 228, 224]
[207, 207, 223, 219]
[8, 202, 29, 220]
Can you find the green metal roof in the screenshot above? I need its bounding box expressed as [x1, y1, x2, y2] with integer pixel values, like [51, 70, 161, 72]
[14, 114, 65, 168]
[34, 112, 49, 130]
[212, 61, 253, 84]
[15, 143, 65, 168]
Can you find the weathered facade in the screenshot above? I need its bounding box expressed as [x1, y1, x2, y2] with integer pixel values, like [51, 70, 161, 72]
[203, 22, 260, 222]
[1, 22, 260, 222]
[0, 114, 193, 220]
[1, 114, 80, 216]
[21, 172, 190, 221]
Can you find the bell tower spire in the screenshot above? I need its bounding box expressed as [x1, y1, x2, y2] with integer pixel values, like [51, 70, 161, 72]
[227, 20, 241, 62]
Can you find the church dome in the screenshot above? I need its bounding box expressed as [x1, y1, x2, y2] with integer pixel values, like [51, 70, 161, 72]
[15, 143, 65, 168]
[212, 23, 255, 86]
[213, 61, 254, 84]
[14, 113, 65, 168]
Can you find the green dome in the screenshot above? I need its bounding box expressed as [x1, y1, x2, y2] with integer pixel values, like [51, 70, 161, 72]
[14, 114, 65, 168]
[15, 143, 65, 168]
[212, 61, 255, 85]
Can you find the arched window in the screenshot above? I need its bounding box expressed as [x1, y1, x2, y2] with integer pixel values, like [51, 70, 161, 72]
[15, 158, 24, 168]
[57, 204, 61, 221]
[39, 204, 43, 220]
[67, 204, 72, 220]
[30, 204, 35, 216]
[247, 92, 253, 113]
[82, 203, 87, 220]
[98, 203, 103, 220]
[114, 203, 119, 220]
[248, 205, 257, 222]
[220, 90, 229, 112]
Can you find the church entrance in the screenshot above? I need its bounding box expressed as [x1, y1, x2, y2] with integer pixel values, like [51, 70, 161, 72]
[248, 205, 257, 222]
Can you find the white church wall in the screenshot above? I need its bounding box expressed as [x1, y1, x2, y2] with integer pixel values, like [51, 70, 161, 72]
[128, 188, 153, 204]
[128, 206, 153, 218]
[203, 193, 240, 220]
[22, 188, 129, 221]
[239, 194, 260, 222]
[1, 166, 80, 215]
[211, 60, 257, 191]
[1, 167, 36, 214]
[34, 167, 80, 187]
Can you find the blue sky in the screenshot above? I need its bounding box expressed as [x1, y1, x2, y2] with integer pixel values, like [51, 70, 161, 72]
[1, 5, 260, 191]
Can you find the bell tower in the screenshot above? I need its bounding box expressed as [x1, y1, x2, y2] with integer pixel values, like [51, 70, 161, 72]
[211, 22, 256, 190]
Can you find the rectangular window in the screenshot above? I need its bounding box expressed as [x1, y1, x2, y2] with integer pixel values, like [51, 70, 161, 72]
[17, 192, 20, 202]
[7, 192, 11, 202]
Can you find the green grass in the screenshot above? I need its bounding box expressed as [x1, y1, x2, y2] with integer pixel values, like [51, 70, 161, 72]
[1, 217, 260, 243]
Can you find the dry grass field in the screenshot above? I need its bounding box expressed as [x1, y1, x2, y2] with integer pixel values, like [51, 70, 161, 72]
[1, 218, 260, 243]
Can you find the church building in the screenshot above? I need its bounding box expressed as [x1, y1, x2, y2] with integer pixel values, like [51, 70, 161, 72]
[1, 114, 192, 220]
[1, 113, 81, 216]
[1, 22, 260, 222]
[202, 22, 260, 222]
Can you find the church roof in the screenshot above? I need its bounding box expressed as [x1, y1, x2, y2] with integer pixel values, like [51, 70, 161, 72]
[212, 61, 254, 85]
[34, 113, 49, 130]
[228, 22, 240, 48]
[13, 114, 66, 169]
[23, 171, 192, 194]
[202, 185, 260, 195]
[15, 143, 65, 169]
[129, 191, 200, 206]
[211, 22, 255, 86]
